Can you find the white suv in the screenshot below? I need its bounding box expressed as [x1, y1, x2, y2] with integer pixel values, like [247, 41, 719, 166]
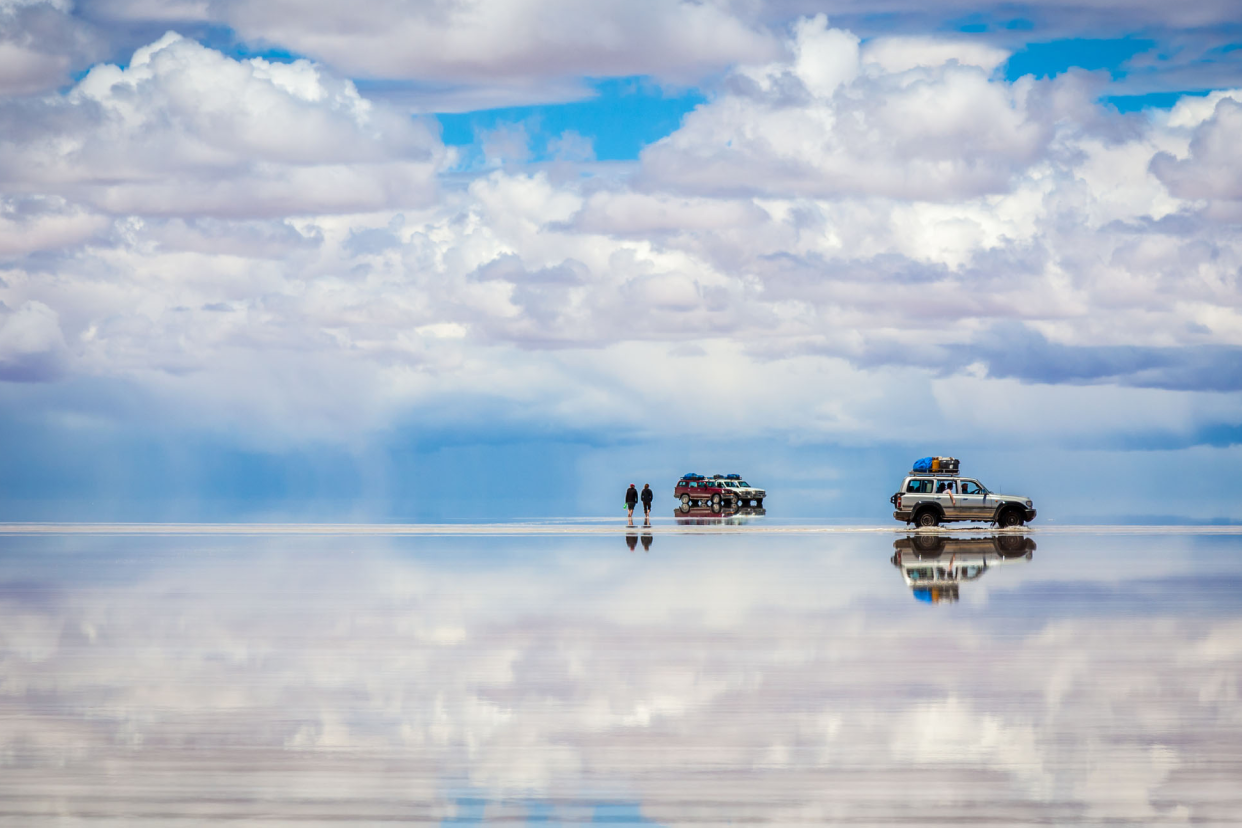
[890, 473, 1036, 527]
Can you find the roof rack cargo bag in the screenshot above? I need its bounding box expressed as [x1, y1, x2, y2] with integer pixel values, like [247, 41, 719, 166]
[912, 456, 959, 473]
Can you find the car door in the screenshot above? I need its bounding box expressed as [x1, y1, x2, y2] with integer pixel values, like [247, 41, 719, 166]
[929, 478, 960, 518]
[956, 479, 989, 519]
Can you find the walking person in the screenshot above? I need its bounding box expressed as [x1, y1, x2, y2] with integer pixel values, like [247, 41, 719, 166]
[625, 484, 639, 525]
[640, 483, 654, 522]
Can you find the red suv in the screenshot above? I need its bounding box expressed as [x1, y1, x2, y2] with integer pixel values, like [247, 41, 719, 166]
[676, 473, 764, 511]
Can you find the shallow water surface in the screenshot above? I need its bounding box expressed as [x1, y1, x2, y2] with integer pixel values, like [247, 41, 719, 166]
[1, 529, 1240, 825]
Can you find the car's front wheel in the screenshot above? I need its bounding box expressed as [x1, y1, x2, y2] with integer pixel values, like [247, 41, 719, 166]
[998, 508, 1025, 528]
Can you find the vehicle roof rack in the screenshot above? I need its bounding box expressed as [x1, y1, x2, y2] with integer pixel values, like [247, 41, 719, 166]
[911, 469, 960, 476]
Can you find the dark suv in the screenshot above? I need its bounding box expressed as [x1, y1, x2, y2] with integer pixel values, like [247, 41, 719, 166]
[674, 473, 765, 511]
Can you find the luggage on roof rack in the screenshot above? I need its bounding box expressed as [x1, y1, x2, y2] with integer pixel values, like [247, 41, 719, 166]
[912, 456, 959, 474]
[681, 473, 705, 480]
[725, 473, 741, 479]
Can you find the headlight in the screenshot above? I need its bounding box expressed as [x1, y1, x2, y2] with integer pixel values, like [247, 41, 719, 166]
[1024, 499, 1032, 507]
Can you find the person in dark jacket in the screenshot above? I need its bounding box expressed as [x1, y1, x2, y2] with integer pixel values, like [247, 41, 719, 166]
[640, 483, 654, 521]
[625, 484, 639, 524]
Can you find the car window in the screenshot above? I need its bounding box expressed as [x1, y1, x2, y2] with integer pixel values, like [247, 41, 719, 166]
[906, 479, 933, 494]
[960, 480, 983, 495]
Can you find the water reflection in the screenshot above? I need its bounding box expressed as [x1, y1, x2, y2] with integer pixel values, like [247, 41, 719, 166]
[892, 534, 1034, 603]
[1, 530, 1240, 824]
[625, 530, 653, 552]
[673, 504, 767, 524]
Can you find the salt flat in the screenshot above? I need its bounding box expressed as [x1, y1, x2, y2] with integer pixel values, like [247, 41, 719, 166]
[1, 521, 1240, 535]
[2, 529, 1239, 825]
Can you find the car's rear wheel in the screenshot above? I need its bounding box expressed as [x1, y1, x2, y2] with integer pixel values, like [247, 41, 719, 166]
[680, 493, 691, 507]
[711, 494, 722, 507]
[915, 509, 940, 528]
[998, 508, 1025, 528]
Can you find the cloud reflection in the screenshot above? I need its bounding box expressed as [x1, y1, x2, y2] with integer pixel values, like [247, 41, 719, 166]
[1, 532, 1239, 823]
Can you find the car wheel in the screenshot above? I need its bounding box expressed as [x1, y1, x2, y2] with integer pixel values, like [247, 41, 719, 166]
[999, 508, 1025, 528]
[711, 494, 722, 507]
[680, 493, 691, 507]
[916, 509, 940, 528]
[755, 499, 763, 508]
[678, 502, 691, 514]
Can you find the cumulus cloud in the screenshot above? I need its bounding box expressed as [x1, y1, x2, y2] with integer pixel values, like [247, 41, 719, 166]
[0, 0, 99, 97]
[0, 32, 447, 217]
[0, 300, 68, 380]
[1, 22, 1241, 454]
[1150, 92, 1242, 202]
[641, 16, 1057, 201]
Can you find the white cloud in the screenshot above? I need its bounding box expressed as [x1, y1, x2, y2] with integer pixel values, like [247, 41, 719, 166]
[0, 300, 68, 380]
[0, 32, 448, 217]
[861, 35, 1010, 74]
[1151, 92, 1242, 202]
[219, 0, 780, 89]
[0, 0, 98, 96]
[0, 23, 1240, 455]
[641, 16, 1055, 201]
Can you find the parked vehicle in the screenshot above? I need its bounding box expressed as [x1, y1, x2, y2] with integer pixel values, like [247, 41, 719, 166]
[674, 473, 765, 511]
[891, 534, 1034, 603]
[890, 458, 1036, 527]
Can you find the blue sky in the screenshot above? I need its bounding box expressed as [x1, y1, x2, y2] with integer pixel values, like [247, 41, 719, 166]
[1, 1, 1241, 522]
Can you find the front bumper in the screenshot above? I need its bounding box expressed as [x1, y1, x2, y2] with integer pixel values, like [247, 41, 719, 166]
[1024, 508, 1037, 521]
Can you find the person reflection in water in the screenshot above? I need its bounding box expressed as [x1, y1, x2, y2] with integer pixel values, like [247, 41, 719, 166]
[626, 532, 638, 551]
[640, 484, 653, 522]
[625, 484, 639, 525]
[640, 533, 653, 552]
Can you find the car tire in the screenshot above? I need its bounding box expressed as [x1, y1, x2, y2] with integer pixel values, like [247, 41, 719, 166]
[678, 502, 691, 514]
[680, 493, 691, 507]
[711, 494, 722, 507]
[756, 499, 763, 508]
[915, 509, 940, 528]
[999, 508, 1025, 528]
[996, 535, 1033, 556]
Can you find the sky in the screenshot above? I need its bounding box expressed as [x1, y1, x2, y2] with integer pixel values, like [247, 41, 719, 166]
[1, 0, 1241, 522]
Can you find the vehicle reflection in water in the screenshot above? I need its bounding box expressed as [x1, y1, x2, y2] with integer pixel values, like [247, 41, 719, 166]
[673, 505, 767, 525]
[891, 534, 1034, 603]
